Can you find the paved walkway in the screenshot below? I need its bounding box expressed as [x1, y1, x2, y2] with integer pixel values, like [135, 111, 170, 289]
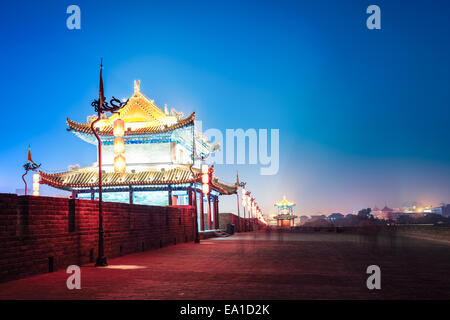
[1, 231, 449, 299]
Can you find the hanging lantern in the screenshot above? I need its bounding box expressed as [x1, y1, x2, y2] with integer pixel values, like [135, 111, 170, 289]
[202, 184, 210, 195]
[113, 118, 125, 137]
[114, 154, 126, 174]
[113, 137, 125, 155]
[201, 164, 210, 195]
[112, 118, 126, 174]
[32, 173, 39, 196]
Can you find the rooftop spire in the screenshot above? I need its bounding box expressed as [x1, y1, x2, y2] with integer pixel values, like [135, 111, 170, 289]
[27, 145, 35, 164]
[99, 58, 105, 104]
[134, 80, 140, 94]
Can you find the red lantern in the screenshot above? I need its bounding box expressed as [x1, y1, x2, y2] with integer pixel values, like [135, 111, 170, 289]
[201, 164, 210, 195]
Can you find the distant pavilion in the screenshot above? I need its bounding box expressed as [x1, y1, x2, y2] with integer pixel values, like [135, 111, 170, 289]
[274, 196, 297, 227]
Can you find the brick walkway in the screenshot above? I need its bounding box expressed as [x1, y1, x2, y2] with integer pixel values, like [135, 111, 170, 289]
[0, 231, 449, 299]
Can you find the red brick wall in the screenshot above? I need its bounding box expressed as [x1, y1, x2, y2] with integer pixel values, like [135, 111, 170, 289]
[0, 194, 194, 283]
[219, 212, 266, 232]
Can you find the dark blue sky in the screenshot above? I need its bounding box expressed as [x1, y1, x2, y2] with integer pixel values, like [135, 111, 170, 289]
[1, 0, 449, 215]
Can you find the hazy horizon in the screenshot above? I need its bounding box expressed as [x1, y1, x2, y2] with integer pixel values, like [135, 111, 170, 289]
[1, 0, 450, 217]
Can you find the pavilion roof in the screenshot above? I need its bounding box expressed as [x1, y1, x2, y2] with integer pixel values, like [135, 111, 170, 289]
[39, 165, 237, 195]
[67, 112, 195, 136]
[274, 195, 296, 207]
[67, 81, 195, 136]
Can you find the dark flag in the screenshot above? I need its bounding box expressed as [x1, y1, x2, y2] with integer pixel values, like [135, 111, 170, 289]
[27, 145, 35, 164]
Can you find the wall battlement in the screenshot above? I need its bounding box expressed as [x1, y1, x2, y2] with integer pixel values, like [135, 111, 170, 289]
[0, 193, 194, 283]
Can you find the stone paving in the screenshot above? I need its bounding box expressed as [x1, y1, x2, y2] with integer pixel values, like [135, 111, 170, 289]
[0, 231, 449, 299]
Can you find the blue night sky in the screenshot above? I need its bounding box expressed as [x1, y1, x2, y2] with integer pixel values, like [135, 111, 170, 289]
[1, 0, 450, 216]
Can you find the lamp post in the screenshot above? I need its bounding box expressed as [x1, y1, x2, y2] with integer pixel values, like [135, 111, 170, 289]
[90, 59, 128, 267]
[22, 162, 41, 196]
[22, 146, 41, 196]
[189, 125, 200, 243]
[238, 181, 246, 232]
[245, 191, 251, 232]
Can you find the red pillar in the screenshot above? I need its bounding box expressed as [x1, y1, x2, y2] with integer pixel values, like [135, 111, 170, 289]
[90, 188, 95, 201]
[200, 194, 205, 231]
[129, 186, 133, 204]
[188, 187, 192, 206]
[214, 196, 219, 230]
[212, 196, 216, 229]
[207, 195, 212, 230]
[168, 186, 173, 206]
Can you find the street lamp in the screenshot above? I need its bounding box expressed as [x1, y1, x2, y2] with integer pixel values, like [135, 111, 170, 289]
[90, 59, 128, 267]
[22, 146, 41, 196]
[245, 191, 251, 231]
[236, 177, 246, 233]
[189, 127, 200, 243]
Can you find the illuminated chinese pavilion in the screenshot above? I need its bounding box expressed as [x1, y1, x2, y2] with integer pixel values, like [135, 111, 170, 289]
[39, 80, 237, 227]
[274, 196, 297, 227]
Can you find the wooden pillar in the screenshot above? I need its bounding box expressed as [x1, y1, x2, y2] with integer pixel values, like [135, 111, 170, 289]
[188, 187, 192, 206]
[192, 186, 198, 237]
[214, 196, 220, 230]
[200, 194, 205, 231]
[212, 196, 216, 230]
[71, 190, 78, 199]
[207, 195, 212, 230]
[90, 188, 95, 201]
[212, 196, 217, 230]
[217, 197, 220, 229]
[168, 185, 173, 206]
[129, 186, 133, 204]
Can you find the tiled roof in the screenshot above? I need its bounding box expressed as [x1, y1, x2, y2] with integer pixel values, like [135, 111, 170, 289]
[67, 112, 195, 136]
[40, 165, 237, 195]
[275, 196, 296, 207]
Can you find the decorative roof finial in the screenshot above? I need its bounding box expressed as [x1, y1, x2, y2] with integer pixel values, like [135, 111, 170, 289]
[134, 80, 140, 94]
[27, 145, 35, 164]
[99, 58, 105, 103]
[164, 104, 169, 115]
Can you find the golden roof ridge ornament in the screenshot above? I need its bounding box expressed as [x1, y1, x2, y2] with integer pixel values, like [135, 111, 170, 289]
[134, 80, 141, 95]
